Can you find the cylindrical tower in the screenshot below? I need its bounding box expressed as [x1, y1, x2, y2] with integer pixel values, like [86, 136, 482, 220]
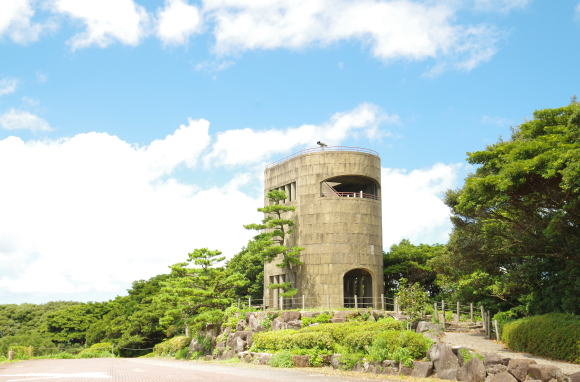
[263, 147, 383, 309]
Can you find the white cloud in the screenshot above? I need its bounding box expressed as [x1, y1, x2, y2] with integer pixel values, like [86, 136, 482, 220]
[472, 0, 531, 13]
[205, 103, 396, 166]
[51, 0, 149, 48]
[0, 0, 46, 43]
[0, 120, 261, 300]
[381, 163, 461, 248]
[157, 0, 202, 45]
[0, 109, 52, 131]
[204, 0, 500, 72]
[0, 78, 18, 95]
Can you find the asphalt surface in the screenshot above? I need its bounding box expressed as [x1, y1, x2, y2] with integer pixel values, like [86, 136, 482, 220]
[0, 358, 382, 382]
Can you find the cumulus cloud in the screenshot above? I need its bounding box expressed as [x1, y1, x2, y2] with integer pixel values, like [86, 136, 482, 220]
[51, 0, 149, 48]
[0, 0, 47, 43]
[157, 0, 202, 45]
[0, 78, 18, 95]
[381, 163, 461, 248]
[0, 109, 52, 131]
[204, 0, 500, 72]
[205, 103, 396, 166]
[0, 120, 260, 300]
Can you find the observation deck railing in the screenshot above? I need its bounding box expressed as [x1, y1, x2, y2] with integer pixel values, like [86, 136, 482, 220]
[329, 191, 380, 200]
[266, 146, 378, 168]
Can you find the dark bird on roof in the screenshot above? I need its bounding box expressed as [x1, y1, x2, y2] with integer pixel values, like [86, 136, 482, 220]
[317, 141, 328, 147]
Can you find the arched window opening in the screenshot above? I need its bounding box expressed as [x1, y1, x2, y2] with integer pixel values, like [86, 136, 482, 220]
[321, 175, 379, 200]
[343, 269, 373, 308]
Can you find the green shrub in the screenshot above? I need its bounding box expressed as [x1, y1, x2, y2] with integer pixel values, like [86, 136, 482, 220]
[8, 346, 33, 360]
[269, 351, 294, 368]
[153, 336, 191, 357]
[289, 348, 332, 367]
[365, 330, 432, 362]
[338, 352, 363, 370]
[251, 330, 333, 352]
[175, 348, 190, 360]
[76, 350, 113, 358]
[86, 342, 113, 352]
[501, 313, 579, 363]
[458, 348, 483, 364]
[301, 313, 332, 326]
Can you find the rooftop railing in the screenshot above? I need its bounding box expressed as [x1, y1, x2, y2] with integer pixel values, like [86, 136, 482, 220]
[266, 146, 378, 168]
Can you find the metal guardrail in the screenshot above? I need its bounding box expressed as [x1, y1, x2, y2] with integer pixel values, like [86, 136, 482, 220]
[266, 146, 379, 168]
[322, 191, 380, 200]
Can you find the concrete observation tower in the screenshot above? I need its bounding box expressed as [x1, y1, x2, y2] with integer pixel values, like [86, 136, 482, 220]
[263, 146, 383, 309]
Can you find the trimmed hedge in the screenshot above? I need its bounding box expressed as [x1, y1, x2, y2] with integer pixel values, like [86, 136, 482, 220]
[501, 313, 579, 363]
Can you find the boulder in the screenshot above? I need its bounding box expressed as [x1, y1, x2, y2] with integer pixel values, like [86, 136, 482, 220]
[429, 343, 460, 372]
[330, 354, 341, 369]
[247, 312, 268, 332]
[332, 311, 353, 321]
[412, 360, 434, 377]
[330, 318, 346, 323]
[458, 358, 486, 382]
[189, 337, 205, 353]
[281, 311, 301, 322]
[236, 319, 246, 332]
[417, 321, 444, 334]
[399, 366, 414, 376]
[484, 353, 510, 366]
[271, 318, 285, 331]
[507, 359, 537, 382]
[362, 361, 382, 373]
[292, 355, 310, 367]
[437, 368, 459, 380]
[487, 364, 509, 375]
[286, 319, 302, 330]
[569, 371, 580, 382]
[527, 365, 564, 382]
[233, 337, 246, 353]
[490, 371, 518, 382]
[255, 353, 272, 365]
[300, 311, 321, 318]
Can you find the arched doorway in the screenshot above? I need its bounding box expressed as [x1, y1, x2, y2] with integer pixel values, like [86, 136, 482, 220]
[343, 269, 373, 308]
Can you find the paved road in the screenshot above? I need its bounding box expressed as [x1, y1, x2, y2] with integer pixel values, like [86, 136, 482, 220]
[0, 358, 382, 382]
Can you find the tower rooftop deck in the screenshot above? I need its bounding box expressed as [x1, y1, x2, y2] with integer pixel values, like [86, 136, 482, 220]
[266, 146, 379, 169]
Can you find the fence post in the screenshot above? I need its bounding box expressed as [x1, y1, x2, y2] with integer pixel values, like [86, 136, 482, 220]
[441, 300, 446, 326]
[8, 350, 14, 361]
[434, 302, 438, 322]
[381, 294, 385, 311]
[493, 319, 500, 341]
[456, 301, 460, 323]
[279, 296, 283, 310]
[470, 303, 474, 322]
[487, 311, 492, 339]
[185, 326, 190, 337]
[248, 296, 251, 308]
[354, 295, 358, 309]
[480, 305, 485, 326]
[394, 297, 399, 313]
[302, 295, 305, 310]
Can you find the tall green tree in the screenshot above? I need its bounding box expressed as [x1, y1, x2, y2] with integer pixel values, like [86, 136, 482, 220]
[444, 102, 580, 314]
[383, 239, 444, 297]
[155, 248, 247, 331]
[245, 190, 303, 297]
[226, 240, 265, 300]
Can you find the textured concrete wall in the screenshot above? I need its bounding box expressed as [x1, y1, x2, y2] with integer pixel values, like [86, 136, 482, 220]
[263, 150, 383, 308]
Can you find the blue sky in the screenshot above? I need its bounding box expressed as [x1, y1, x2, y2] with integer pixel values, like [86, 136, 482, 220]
[0, 0, 579, 303]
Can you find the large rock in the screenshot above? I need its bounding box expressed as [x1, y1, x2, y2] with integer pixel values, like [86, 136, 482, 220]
[437, 368, 459, 380]
[487, 364, 508, 375]
[236, 319, 246, 331]
[255, 352, 272, 365]
[330, 354, 341, 369]
[300, 311, 322, 318]
[233, 336, 246, 353]
[247, 312, 268, 332]
[332, 311, 353, 321]
[280, 311, 301, 322]
[412, 361, 434, 377]
[292, 355, 309, 367]
[458, 358, 486, 382]
[507, 359, 537, 382]
[527, 365, 564, 382]
[490, 371, 518, 382]
[569, 371, 580, 382]
[399, 366, 414, 376]
[429, 343, 460, 372]
[417, 321, 444, 333]
[286, 319, 302, 330]
[483, 353, 510, 366]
